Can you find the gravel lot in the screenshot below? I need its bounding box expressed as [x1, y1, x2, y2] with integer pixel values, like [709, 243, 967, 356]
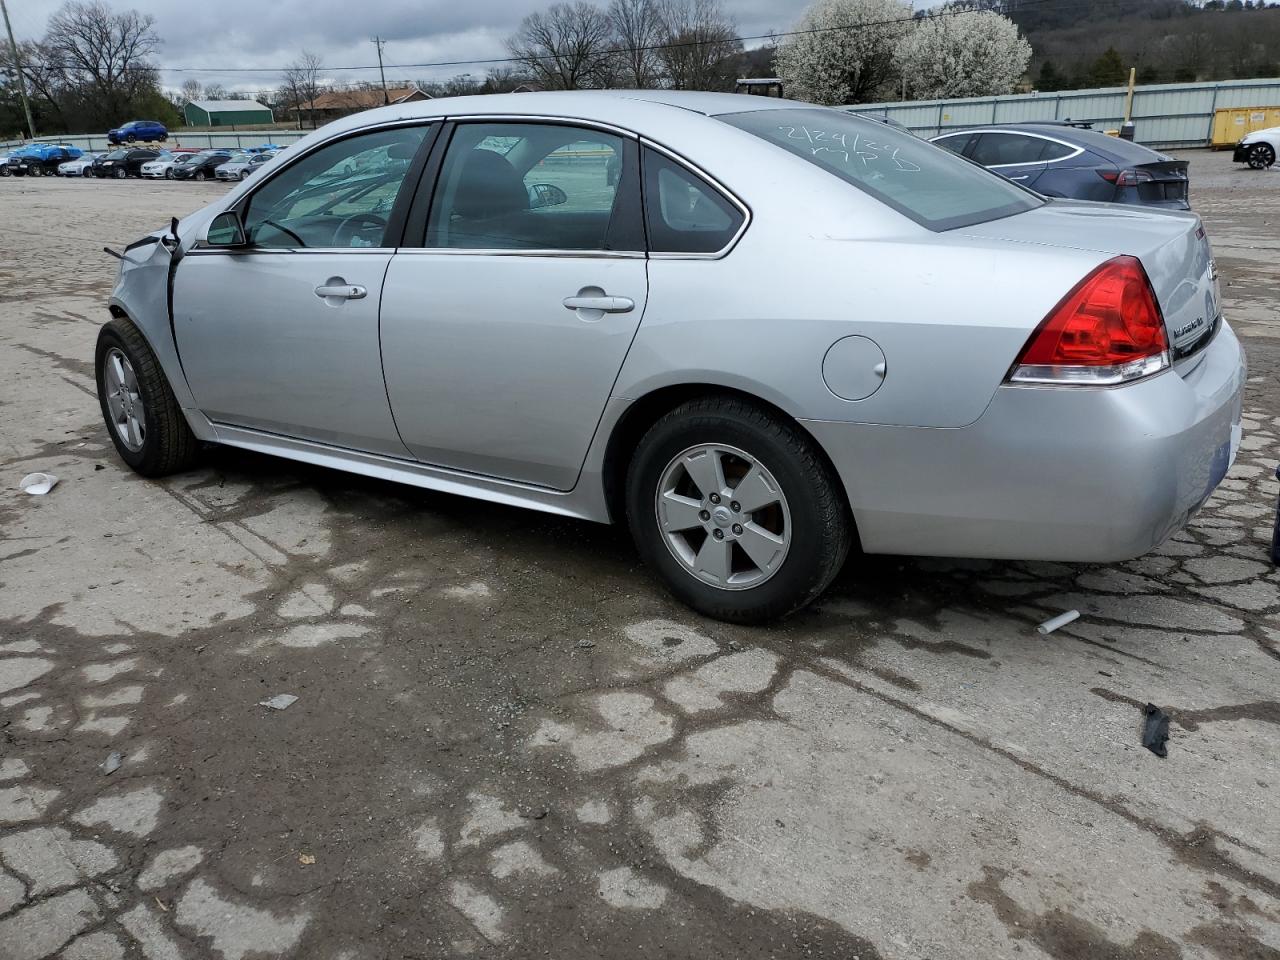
[1, 152, 1278, 960]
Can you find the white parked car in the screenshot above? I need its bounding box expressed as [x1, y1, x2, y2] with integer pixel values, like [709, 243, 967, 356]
[140, 150, 195, 179]
[1234, 125, 1278, 169]
[58, 153, 102, 177]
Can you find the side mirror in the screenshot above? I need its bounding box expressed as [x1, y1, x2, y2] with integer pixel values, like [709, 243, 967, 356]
[206, 211, 247, 248]
[527, 182, 567, 210]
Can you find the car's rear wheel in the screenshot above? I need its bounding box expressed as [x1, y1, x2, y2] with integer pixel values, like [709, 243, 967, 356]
[1247, 143, 1276, 169]
[626, 398, 852, 623]
[96, 319, 199, 477]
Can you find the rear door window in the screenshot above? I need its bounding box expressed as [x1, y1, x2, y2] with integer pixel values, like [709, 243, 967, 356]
[720, 108, 1040, 232]
[424, 122, 642, 252]
[932, 133, 976, 156]
[969, 133, 1047, 167]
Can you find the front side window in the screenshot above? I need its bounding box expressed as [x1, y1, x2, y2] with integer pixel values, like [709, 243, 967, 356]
[643, 148, 744, 254]
[425, 122, 640, 251]
[720, 108, 1041, 232]
[242, 125, 430, 249]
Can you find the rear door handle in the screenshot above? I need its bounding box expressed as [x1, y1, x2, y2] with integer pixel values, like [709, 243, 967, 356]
[562, 295, 634, 313]
[314, 282, 367, 301]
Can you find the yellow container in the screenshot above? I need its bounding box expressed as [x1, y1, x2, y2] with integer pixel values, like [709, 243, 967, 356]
[1211, 106, 1280, 148]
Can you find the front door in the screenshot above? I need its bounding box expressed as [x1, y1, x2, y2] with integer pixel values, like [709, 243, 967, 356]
[380, 121, 648, 490]
[175, 124, 434, 455]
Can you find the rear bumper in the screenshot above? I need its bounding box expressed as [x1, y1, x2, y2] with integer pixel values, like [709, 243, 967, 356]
[803, 323, 1246, 562]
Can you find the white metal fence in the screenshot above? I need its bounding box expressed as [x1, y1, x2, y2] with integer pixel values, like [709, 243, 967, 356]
[844, 77, 1280, 148]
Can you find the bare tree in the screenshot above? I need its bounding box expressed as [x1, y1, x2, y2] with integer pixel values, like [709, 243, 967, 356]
[608, 0, 664, 88]
[506, 2, 614, 90]
[282, 50, 322, 128]
[179, 78, 202, 104]
[655, 0, 742, 90]
[41, 1, 161, 125]
[201, 82, 228, 101]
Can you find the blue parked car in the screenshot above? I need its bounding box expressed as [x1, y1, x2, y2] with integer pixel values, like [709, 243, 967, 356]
[107, 120, 168, 145]
[5, 143, 82, 176]
[931, 122, 1190, 210]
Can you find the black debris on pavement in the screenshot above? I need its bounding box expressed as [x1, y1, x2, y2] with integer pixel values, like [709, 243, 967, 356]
[1143, 703, 1171, 758]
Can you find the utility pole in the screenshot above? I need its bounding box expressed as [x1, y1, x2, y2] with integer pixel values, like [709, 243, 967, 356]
[371, 37, 389, 104]
[1, 0, 36, 140]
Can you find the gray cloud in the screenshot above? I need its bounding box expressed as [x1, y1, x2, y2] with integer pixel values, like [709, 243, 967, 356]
[8, 0, 817, 90]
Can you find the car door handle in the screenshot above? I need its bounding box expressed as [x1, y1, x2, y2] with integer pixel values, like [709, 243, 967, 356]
[314, 282, 366, 300]
[562, 295, 634, 313]
[1008, 175, 1030, 181]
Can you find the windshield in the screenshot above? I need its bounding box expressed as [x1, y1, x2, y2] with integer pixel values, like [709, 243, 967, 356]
[719, 107, 1042, 231]
[105, 149, 128, 160]
[226, 152, 251, 163]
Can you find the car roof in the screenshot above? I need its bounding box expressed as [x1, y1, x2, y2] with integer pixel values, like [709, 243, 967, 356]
[935, 123, 1170, 162]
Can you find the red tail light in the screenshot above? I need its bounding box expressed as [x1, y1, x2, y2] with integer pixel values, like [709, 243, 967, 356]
[1008, 256, 1169, 385]
[1097, 168, 1154, 186]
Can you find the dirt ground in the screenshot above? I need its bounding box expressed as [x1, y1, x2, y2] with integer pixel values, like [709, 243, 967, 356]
[0, 151, 1278, 960]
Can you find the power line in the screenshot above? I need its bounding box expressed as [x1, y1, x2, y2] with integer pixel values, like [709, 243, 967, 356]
[23, 0, 1119, 79]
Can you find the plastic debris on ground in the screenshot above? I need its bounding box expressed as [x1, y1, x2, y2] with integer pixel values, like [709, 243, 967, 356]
[258, 694, 298, 711]
[19, 472, 59, 495]
[101, 752, 123, 775]
[1142, 703, 1171, 758]
[1036, 610, 1080, 635]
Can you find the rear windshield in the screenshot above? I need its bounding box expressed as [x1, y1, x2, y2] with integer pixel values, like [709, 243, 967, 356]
[719, 107, 1041, 231]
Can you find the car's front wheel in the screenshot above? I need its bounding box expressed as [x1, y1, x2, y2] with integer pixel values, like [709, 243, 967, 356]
[626, 398, 852, 623]
[165, 169, 174, 179]
[194, 169, 206, 181]
[96, 319, 200, 477]
[1247, 142, 1276, 169]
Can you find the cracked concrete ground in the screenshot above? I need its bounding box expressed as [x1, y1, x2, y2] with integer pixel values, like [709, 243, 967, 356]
[0, 152, 1277, 959]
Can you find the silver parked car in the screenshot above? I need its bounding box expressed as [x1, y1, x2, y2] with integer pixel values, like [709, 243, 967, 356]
[96, 91, 1245, 622]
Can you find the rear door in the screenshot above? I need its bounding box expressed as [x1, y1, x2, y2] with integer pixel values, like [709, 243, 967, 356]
[380, 120, 648, 490]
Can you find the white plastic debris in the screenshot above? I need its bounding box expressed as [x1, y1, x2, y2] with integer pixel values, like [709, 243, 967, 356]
[1037, 610, 1081, 635]
[102, 752, 123, 775]
[19, 473, 59, 495]
[258, 694, 298, 711]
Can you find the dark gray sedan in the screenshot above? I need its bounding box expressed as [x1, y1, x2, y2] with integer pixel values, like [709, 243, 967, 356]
[931, 123, 1190, 210]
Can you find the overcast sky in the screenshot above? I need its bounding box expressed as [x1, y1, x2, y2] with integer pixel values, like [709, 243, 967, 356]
[4, 0, 836, 92]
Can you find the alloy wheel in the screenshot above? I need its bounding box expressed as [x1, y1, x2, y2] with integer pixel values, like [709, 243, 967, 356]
[654, 443, 791, 590]
[102, 348, 146, 452]
[1248, 143, 1276, 170]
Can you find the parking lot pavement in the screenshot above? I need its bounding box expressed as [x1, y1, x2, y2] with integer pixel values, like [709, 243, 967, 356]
[0, 153, 1277, 959]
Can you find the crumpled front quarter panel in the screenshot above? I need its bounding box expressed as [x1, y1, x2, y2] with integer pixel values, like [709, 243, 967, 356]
[108, 236, 204, 424]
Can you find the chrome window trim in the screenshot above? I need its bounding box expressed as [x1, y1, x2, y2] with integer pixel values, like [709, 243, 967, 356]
[440, 113, 638, 140]
[640, 137, 751, 260]
[931, 128, 1085, 170]
[393, 248, 646, 259]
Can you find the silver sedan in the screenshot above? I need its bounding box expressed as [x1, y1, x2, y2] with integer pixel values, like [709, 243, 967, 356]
[96, 91, 1245, 622]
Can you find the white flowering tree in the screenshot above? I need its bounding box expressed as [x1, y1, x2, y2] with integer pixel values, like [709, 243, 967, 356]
[773, 0, 915, 105]
[896, 10, 1031, 101]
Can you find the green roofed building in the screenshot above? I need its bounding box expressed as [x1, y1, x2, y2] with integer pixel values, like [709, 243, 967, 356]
[183, 99, 274, 127]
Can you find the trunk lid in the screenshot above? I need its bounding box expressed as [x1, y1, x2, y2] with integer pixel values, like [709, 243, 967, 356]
[959, 199, 1220, 360]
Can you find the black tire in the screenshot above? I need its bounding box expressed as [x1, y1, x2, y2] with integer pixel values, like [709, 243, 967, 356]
[195, 169, 206, 181]
[165, 169, 174, 179]
[114, 166, 127, 179]
[625, 397, 853, 624]
[96, 318, 200, 477]
[1247, 143, 1276, 170]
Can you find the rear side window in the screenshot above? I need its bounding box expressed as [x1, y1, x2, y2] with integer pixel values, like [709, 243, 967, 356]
[932, 133, 974, 156]
[721, 108, 1040, 232]
[643, 148, 744, 254]
[1039, 139, 1078, 161]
